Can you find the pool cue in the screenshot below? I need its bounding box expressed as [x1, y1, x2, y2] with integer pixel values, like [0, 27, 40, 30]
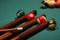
[0, 15, 46, 40]
[10, 19, 56, 40]
[0, 10, 36, 29]
[0, 10, 37, 32]
[0, 14, 25, 29]
[0, 10, 36, 36]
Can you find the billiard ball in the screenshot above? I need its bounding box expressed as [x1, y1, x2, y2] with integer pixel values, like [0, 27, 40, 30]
[47, 0, 56, 7]
[45, 0, 56, 7]
[56, 0, 60, 7]
[16, 10, 25, 19]
[41, 0, 56, 8]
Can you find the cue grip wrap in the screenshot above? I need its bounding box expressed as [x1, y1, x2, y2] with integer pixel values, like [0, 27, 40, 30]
[10, 22, 48, 40]
[0, 18, 37, 40]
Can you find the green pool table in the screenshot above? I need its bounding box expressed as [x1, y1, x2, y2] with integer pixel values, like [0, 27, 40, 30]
[0, 0, 60, 40]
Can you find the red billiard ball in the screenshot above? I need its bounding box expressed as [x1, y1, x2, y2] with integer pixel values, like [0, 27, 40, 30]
[56, 0, 60, 7]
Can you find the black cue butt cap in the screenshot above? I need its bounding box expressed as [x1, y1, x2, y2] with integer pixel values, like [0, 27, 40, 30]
[41, 14, 46, 17]
[32, 10, 37, 15]
[17, 10, 24, 13]
[49, 18, 56, 25]
[16, 10, 25, 19]
[48, 18, 56, 30]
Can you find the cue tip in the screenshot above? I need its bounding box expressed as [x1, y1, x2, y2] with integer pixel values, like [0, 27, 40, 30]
[32, 10, 37, 15]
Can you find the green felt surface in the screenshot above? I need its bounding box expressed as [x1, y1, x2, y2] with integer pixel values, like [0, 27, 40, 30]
[0, 0, 60, 40]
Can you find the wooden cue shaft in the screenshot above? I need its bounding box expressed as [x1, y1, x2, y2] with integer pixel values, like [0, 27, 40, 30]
[10, 22, 48, 40]
[0, 18, 37, 40]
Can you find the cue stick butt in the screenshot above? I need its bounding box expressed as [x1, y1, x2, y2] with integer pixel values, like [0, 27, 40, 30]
[48, 18, 56, 30]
